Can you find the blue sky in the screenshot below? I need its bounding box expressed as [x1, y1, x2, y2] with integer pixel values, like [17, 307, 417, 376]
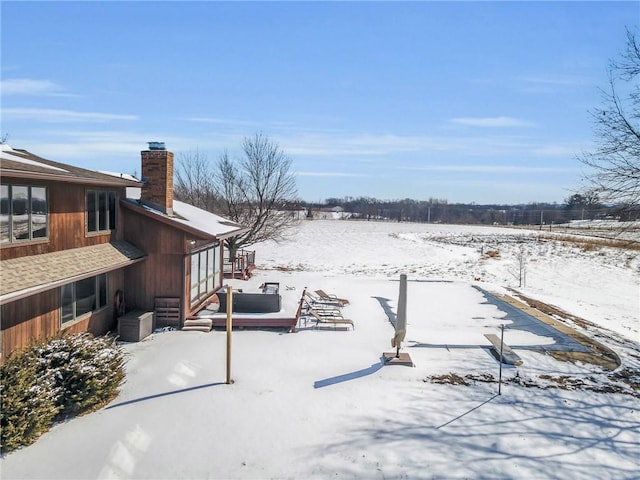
[1, 1, 638, 204]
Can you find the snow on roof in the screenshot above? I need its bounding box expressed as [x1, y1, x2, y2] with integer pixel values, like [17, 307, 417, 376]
[126, 187, 246, 239]
[172, 199, 246, 237]
[99, 170, 140, 182]
[1, 144, 68, 172]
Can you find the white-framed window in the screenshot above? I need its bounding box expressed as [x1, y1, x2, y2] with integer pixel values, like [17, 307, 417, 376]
[0, 184, 48, 243]
[61, 273, 108, 325]
[190, 245, 220, 304]
[86, 190, 117, 233]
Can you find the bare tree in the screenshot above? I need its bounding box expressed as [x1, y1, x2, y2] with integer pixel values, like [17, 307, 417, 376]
[174, 149, 220, 212]
[215, 134, 299, 259]
[579, 28, 640, 213]
[509, 245, 527, 288]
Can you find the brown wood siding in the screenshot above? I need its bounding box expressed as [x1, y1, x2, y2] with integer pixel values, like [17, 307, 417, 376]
[124, 253, 184, 312]
[1, 289, 59, 361]
[121, 204, 187, 255]
[0, 268, 126, 363]
[1, 180, 125, 260]
[122, 207, 187, 318]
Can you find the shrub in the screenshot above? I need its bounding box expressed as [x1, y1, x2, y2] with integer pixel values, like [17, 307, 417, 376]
[34, 333, 126, 415]
[0, 347, 60, 452]
[1, 333, 126, 453]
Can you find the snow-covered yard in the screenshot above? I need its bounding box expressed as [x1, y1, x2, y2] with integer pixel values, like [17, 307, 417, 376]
[2, 220, 639, 479]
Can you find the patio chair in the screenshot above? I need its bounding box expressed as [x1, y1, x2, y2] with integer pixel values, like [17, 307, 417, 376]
[302, 297, 342, 316]
[315, 289, 349, 306]
[304, 291, 344, 308]
[306, 310, 354, 330]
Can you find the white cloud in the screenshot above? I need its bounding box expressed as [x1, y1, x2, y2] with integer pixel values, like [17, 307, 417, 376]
[404, 164, 580, 174]
[281, 133, 428, 157]
[450, 116, 535, 128]
[1, 78, 61, 95]
[518, 74, 590, 87]
[184, 116, 260, 127]
[515, 74, 593, 94]
[296, 172, 368, 177]
[3, 108, 138, 122]
[471, 74, 591, 94]
[532, 144, 587, 157]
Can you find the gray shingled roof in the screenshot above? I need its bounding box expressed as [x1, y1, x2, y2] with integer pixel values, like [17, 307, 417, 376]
[0, 145, 141, 187]
[0, 241, 146, 304]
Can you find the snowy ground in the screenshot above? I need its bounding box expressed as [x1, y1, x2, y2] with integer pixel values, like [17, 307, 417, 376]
[2, 220, 639, 479]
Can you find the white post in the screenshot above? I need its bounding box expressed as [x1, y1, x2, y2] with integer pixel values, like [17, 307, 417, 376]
[390, 274, 408, 359]
[395, 274, 407, 357]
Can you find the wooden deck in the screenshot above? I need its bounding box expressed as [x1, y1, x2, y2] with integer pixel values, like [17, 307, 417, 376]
[209, 315, 298, 332]
[188, 287, 305, 333]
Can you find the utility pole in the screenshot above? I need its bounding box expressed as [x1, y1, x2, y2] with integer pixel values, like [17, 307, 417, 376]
[540, 210, 543, 230]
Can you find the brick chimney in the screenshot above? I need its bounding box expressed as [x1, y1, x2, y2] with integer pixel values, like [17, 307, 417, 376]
[141, 142, 174, 216]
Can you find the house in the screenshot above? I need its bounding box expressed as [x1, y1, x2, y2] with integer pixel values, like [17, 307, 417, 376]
[0, 143, 248, 362]
[119, 143, 248, 326]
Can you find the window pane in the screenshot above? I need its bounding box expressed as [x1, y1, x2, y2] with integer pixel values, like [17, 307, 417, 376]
[190, 253, 199, 302]
[87, 191, 97, 232]
[206, 249, 213, 293]
[98, 192, 107, 231]
[199, 251, 207, 296]
[213, 246, 220, 275]
[97, 274, 107, 307]
[212, 245, 221, 290]
[61, 284, 74, 324]
[0, 185, 9, 243]
[108, 192, 116, 230]
[76, 277, 96, 317]
[31, 187, 47, 239]
[11, 186, 29, 240]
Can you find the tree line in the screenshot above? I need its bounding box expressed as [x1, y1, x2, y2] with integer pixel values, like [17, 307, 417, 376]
[301, 194, 639, 225]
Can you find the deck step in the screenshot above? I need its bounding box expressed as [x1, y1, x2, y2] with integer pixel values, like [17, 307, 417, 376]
[182, 318, 213, 332]
[182, 325, 212, 332]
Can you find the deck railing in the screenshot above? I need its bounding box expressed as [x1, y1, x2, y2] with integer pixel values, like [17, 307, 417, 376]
[223, 249, 256, 279]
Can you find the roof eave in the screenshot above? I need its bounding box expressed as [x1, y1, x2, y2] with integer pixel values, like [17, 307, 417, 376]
[0, 169, 142, 187]
[121, 199, 248, 241]
[218, 225, 251, 240]
[0, 256, 146, 305]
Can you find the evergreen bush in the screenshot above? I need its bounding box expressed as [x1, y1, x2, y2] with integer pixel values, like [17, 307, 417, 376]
[35, 333, 126, 415]
[0, 333, 126, 453]
[0, 347, 60, 452]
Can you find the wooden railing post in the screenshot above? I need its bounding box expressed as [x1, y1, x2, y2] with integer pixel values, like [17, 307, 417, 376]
[226, 285, 233, 384]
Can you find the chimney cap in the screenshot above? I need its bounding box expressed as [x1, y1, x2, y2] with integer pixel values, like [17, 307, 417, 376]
[147, 141, 166, 151]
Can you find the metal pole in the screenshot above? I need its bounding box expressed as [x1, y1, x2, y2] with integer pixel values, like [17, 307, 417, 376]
[498, 324, 504, 395]
[226, 285, 233, 384]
